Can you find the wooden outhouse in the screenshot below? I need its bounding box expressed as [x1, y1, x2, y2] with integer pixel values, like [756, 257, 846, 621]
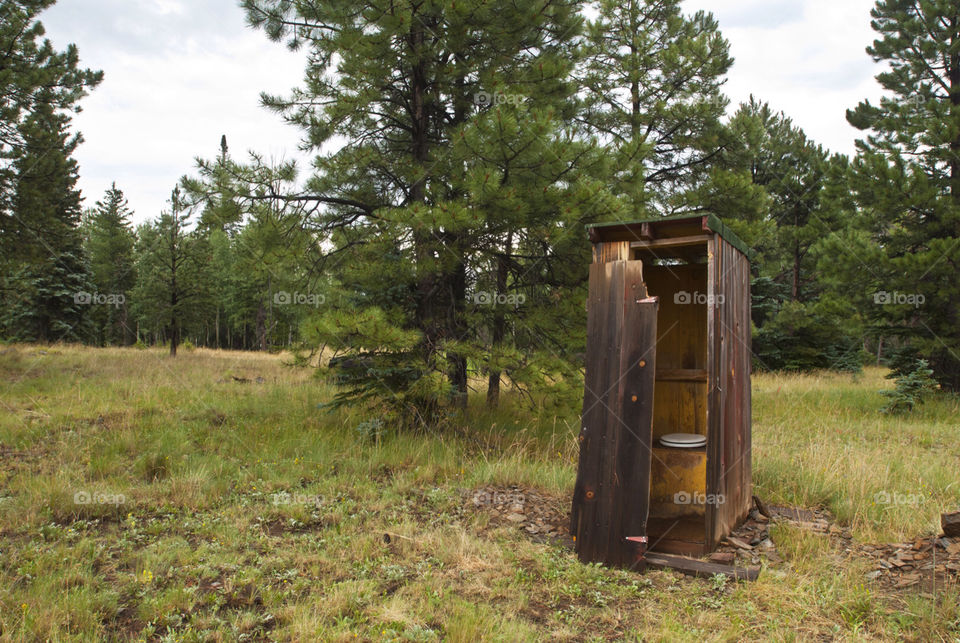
[571, 214, 753, 567]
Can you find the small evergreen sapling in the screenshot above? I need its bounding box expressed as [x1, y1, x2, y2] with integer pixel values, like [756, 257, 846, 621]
[880, 359, 937, 414]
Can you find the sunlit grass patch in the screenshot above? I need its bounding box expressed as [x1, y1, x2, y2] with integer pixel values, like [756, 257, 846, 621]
[0, 345, 956, 640]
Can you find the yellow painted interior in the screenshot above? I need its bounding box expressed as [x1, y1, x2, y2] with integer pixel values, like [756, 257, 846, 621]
[648, 446, 707, 519]
[642, 262, 710, 522]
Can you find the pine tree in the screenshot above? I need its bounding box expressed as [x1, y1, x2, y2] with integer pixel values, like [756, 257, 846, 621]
[846, 0, 960, 390]
[580, 0, 732, 213]
[241, 0, 618, 423]
[1, 245, 92, 342]
[0, 0, 101, 245]
[84, 183, 136, 345]
[0, 1, 101, 342]
[195, 136, 243, 234]
[692, 98, 864, 372]
[184, 137, 244, 348]
[184, 140, 321, 351]
[721, 99, 837, 302]
[131, 187, 206, 356]
[0, 93, 93, 342]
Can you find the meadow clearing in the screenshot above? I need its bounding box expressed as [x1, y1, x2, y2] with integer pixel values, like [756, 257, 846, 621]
[0, 344, 958, 641]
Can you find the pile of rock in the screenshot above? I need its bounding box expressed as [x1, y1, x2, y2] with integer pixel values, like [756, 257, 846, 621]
[465, 485, 569, 542]
[465, 487, 960, 591]
[707, 505, 807, 566]
[860, 536, 960, 588]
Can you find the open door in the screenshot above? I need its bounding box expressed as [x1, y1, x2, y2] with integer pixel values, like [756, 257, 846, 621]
[571, 259, 658, 568]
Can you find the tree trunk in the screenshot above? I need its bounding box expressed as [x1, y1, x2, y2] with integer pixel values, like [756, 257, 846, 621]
[120, 302, 131, 346]
[448, 250, 468, 409]
[169, 315, 178, 357]
[791, 253, 801, 301]
[949, 18, 960, 214]
[169, 287, 178, 357]
[944, 20, 960, 390]
[256, 300, 267, 351]
[408, 17, 443, 420]
[487, 231, 513, 408]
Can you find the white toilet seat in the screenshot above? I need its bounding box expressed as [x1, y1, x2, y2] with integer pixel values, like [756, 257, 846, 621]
[659, 432, 707, 448]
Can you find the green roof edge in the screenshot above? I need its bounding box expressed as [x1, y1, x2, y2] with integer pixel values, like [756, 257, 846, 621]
[585, 213, 755, 261]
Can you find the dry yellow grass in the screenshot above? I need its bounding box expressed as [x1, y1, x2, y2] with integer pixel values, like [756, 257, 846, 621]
[0, 344, 957, 641]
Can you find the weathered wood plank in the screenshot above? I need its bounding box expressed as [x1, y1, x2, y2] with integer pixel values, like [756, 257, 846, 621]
[645, 552, 761, 581]
[573, 260, 658, 567]
[591, 240, 631, 264]
[706, 236, 721, 550]
[609, 288, 657, 566]
[597, 261, 628, 563]
[655, 368, 708, 382]
[572, 261, 621, 560]
[716, 238, 753, 534]
[629, 234, 712, 251]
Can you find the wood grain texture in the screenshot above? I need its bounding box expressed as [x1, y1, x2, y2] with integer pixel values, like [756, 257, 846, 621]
[572, 260, 658, 566]
[645, 552, 760, 581]
[579, 221, 753, 562]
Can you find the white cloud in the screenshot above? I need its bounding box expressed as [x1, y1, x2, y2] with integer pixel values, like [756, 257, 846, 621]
[683, 0, 886, 155]
[39, 0, 890, 222]
[41, 0, 308, 223]
[149, 0, 185, 16]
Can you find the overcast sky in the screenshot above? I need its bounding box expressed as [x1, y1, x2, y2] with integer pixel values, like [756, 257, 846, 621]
[41, 0, 886, 224]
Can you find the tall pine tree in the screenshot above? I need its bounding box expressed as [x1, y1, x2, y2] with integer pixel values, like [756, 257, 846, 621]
[84, 183, 136, 345]
[241, 0, 619, 423]
[0, 1, 101, 343]
[0, 94, 93, 342]
[131, 187, 206, 356]
[0, 0, 101, 254]
[846, 0, 960, 390]
[579, 0, 732, 213]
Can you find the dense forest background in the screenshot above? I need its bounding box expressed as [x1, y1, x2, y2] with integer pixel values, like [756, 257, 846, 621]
[2, 0, 957, 424]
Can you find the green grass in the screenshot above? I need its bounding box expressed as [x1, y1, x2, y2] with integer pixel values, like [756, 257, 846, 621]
[0, 344, 957, 641]
[752, 369, 960, 542]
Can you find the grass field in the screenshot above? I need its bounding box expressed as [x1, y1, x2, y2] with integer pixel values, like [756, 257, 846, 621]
[0, 344, 958, 641]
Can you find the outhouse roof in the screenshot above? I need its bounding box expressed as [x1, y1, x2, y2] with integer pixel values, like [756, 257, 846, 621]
[586, 213, 753, 260]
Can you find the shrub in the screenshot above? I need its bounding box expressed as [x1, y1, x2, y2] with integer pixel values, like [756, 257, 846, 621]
[880, 359, 938, 414]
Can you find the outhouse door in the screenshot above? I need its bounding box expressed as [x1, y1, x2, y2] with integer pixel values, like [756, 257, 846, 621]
[571, 259, 658, 567]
